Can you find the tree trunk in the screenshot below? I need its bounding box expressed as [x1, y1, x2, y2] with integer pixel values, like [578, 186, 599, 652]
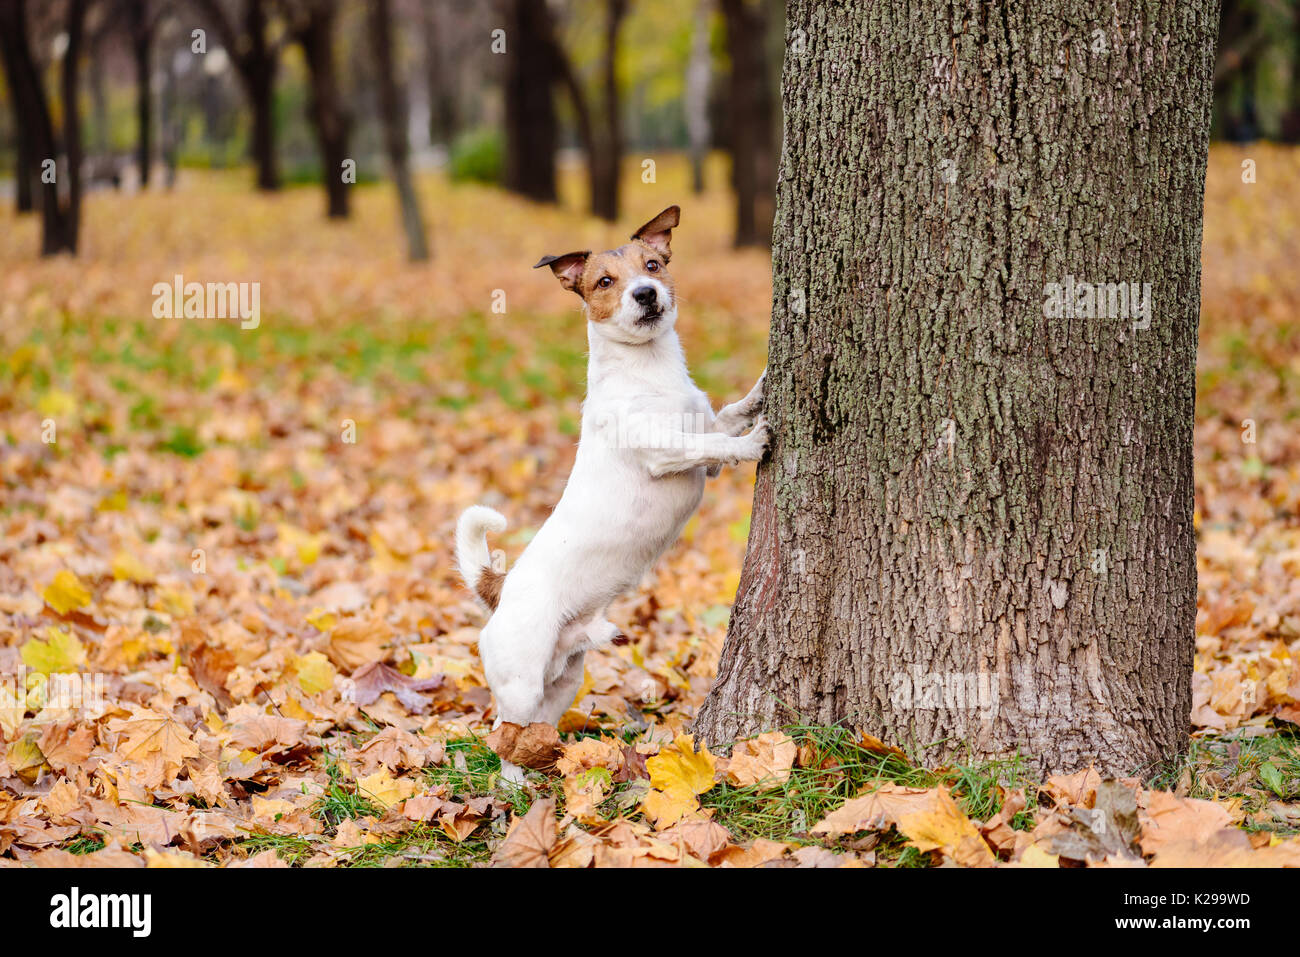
[59, 0, 86, 253]
[694, 0, 1218, 777]
[89, 26, 108, 154]
[194, 0, 280, 189]
[503, 0, 558, 203]
[12, 101, 34, 213]
[128, 0, 153, 187]
[246, 63, 278, 190]
[294, 2, 350, 218]
[420, 0, 458, 147]
[160, 18, 179, 188]
[368, 0, 429, 261]
[0, 0, 84, 253]
[1280, 13, 1300, 142]
[685, 0, 712, 195]
[719, 0, 775, 248]
[589, 0, 627, 222]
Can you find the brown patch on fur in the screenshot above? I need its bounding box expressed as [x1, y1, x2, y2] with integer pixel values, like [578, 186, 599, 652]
[476, 566, 505, 610]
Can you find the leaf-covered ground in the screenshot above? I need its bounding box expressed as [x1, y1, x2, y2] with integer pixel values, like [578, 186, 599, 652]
[1, 151, 1298, 868]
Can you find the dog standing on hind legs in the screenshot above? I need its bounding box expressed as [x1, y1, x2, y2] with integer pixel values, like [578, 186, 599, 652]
[457, 205, 769, 783]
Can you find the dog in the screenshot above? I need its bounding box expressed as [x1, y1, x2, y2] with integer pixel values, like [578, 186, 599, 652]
[456, 205, 768, 781]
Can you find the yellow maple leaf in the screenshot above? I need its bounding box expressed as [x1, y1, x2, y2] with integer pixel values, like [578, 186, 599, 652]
[294, 651, 337, 694]
[20, 627, 86, 675]
[647, 734, 717, 798]
[278, 523, 323, 566]
[895, 787, 994, 862]
[642, 785, 712, 829]
[37, 389, 77, 418]
[643, 734, 718, 829]
[42, 570, 91, 615]
[111, 551, 152, 583]
[0, 685, 26, 737]
[306, 607, 337, 632]
[155, 586, 195, 618]
[367, 533, 406, 574]
[358, 768, 418, 809]
[6, 735, 48, 782]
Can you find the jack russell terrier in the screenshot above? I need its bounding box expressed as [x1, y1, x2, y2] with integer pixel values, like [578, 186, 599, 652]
[456, 205, 768, 781]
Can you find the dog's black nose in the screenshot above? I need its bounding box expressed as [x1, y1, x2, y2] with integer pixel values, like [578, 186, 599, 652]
[633, 285, 658, 307]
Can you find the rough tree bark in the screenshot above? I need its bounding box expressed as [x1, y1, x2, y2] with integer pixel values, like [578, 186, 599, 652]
[694, 0, 1218, 776]
[719, 0, 775, 247]
[503, 0, 559, 203]
[368, 0, 429, 261]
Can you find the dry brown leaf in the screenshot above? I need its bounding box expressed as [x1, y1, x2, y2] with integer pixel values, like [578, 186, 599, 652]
[493, 798, 557, 868]
[485, 721, 561, 770]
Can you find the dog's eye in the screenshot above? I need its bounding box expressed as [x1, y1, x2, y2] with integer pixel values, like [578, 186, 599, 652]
[597, 276, 614, 288]
[645, 260, 660, 272]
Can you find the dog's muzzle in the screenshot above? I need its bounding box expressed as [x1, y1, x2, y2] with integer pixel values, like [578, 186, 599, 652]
[631, 284, 663, 324]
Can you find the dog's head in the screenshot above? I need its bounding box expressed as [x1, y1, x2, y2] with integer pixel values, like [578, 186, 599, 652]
[535, 205, 680, 345]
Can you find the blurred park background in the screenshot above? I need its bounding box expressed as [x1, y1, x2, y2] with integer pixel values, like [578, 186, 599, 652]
[0, 0, 1299, 865]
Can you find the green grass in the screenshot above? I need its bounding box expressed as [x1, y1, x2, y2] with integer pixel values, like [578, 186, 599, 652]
[313, 758, 385, 828]
[1148, 726, 1300, 837]
[208, 722, 1300, 866]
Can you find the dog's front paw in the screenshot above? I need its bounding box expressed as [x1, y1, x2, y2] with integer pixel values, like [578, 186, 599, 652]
[742, 414, 771, 460]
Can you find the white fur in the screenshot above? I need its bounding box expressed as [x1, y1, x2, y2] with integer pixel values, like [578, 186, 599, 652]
[456, 505, 507, 605]
[458, 270, 767, 782]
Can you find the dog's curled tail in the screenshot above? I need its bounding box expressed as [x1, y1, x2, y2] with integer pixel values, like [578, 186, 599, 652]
[456, 506, 508, 610]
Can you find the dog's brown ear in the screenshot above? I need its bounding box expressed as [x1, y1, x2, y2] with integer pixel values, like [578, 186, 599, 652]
[534, 250, 590, 295]
[631, 205, 680, 261]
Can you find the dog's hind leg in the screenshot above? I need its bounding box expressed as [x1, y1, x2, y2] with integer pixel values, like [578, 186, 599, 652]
[482, 609, 558, 785]
[585, 613, 632, 647]
[537, 651, 586, 727]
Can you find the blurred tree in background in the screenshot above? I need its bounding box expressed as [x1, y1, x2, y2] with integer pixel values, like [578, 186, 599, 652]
[2, 0, 1298, 258]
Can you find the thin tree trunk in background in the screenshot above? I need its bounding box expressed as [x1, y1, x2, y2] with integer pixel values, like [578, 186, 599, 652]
[503, 0, 558, 203]
[60, 0, 86, 252]
[245, 61, 278, 188]
[719, 0, 775, 247]
[685, 0, 712, 195]
[420, 0, 458, 147]
[368, 0, 429, 261]
[293, 0, 350, 218]
[13, 103, 34, 213]
[0, 0, 85, 253]
[695, 0, 1217, 776]
[89, 26, 108, 154]
[1280, 18, 1300, 142]
[588, 0, 628, 222]
[128, 0, 154, 187]
[195, 0, 281, 190]
[550, 27, 596, 204]
[161, 20, 179, 187]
